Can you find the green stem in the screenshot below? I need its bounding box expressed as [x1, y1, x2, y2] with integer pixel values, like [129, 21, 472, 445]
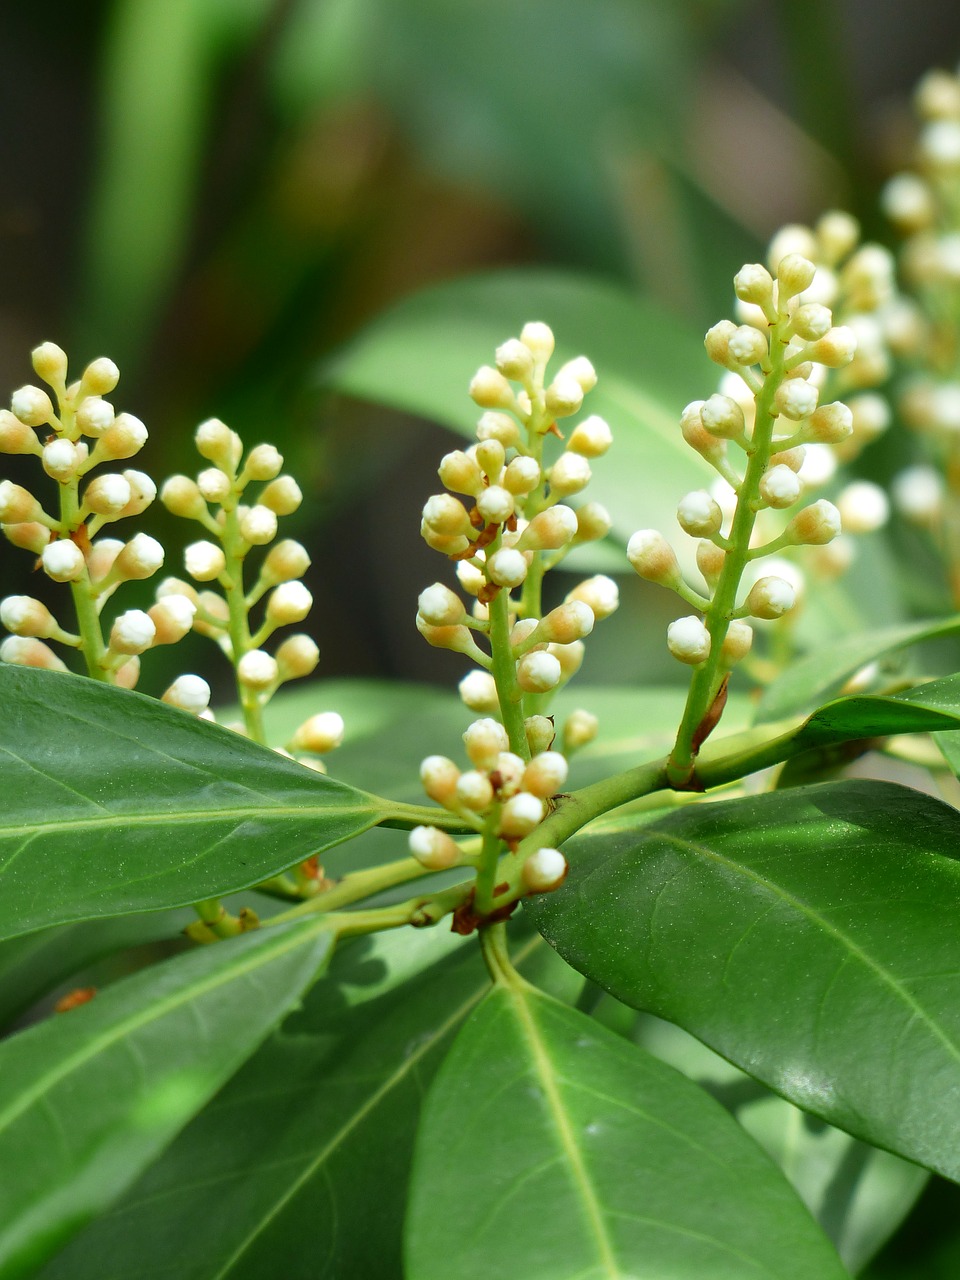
[489, 584, 530, 759]
[473, 812, 504, 917]
[480, 920, 524, 987]
[326, 881, 472, 939]
[58, 478, 109, 680]
[220, 502, 265, 743]
[266, 856, 435, 926]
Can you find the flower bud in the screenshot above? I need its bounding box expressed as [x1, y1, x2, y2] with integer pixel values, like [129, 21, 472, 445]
[881, 173, 935, 232]
[161, 475, 207, 520]
[734, 263, 774, 307]
[759, 464, 801, 509]
[109, 609, 156, 655]
[487, 548, 528, 588]
[195, 418, 241, 468]
[292, 711, 345, 753]
[536, 600, 595, 645]
[810, 327, 858, 368]
[148, 593, 197, 644]
[786, 500, 842, 545]
[84, 473, 133, 516]
[159, 673, 210, 714]
[700, 394, 745, 439]
[563, 708, 597, 751]
[848, 394, 890, 442]
[777, 253, 817, 299]
[545, 375, 584, 418]
[3, 521, 50, 553]
[180, 537, 227, 583]
[31, 342, 68, 386]
[627, 529, 681, 588]
[809, 536, 857, 579]
[728, 325, 768, 366]
[75, 397, 114, 437]
[99, 413, 148, 460]
[0, 595, 58, 638]
[112, 656, 140, 689]
[115, 532, 164, 580]
[575, 502, 611, 543]
[547, 452, 591, 496]
[0, 482, 43, 526]
[720, 620, 753, 666]
[267, 581, 313, 625]
[197, 467, 232, 504]
[676, 490, 723, 537]
[417, 583, 465, 627]
[455, 769, 495, 812]
[0, 635, 67, 671]
[565, 575, 618, 620]
[567, 415, 612, 457]
[547, 640, 584, 681]
[239, 504, 278, 545]
[270, 635, 316, 682]
[892, 465, 942, 524]
[475, 446, 505, 494]
[416, 615, 485, 659]
[245, 444, 283, 481]
[806, 402, 853, 445]
[514, 504, 578, 551]
[793, 303, 833, 342]
[520, 321, 555, 362]
[260, 476, 302, 516]
[522, 847, 567, 893]
[469, 366, 515, 410]
[476, 485, 515, 526]
[420, 755, 460, 805]
[745, 576, 796, 619]
[458, 670, 499, 713]
[517, 651, 562, 692]
[704, 320, 737, 366]
[264, 539, 310, 583]
[523, 751, 568, 798]
[775, 379, 819, 421]
[476, 412, 520, 449]
[503, 456, 540, 495]
[41, 439, 82, 483]
[438, 450, 484, 497]
[42, 539, 86, 582]
[667, 616, 710, 665]
[836, 481, 889, 534]
[237, 649, 279, 690]
[463, 717, 510, 770]
[11, 385, 54, 427]
[0, 410, 39, 454]
[500, 791, 546, 838]
[79, 358, 120, 397]
[523, 715, 554, 755]
[495, 338, 534, 380]
[409, 826, 462, 871]
[678, 400, 726, 465]
[423, 492, 473, 537]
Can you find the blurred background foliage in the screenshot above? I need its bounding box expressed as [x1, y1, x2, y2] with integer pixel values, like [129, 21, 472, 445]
[4, 2, 960, 1270]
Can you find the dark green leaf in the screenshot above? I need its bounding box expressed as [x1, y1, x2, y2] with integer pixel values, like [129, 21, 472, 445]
[406, 984, 847, 1279]
[0, 915, 334, 1278]
[531, 779, 960, 1181]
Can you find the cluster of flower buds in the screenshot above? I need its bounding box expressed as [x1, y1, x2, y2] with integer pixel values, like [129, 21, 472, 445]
[629, 250, 874, 677]
[159, 418, 340, 755]
[882, 66, 960, 594]
[0, 343, 203, 693]
[418, 322, 611, 756]
[410, 717, 571, 896]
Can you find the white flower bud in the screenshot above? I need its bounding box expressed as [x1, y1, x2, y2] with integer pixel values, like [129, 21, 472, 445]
[234, 649, 277, 691]
[475, 485, 514, 526]
[836, 481, 889, 534]
[797, 443, 837, 490]
[546, 641, 583, 682]
[99, 413, 147, 460]
[267, 580, 313, 625]
[627, 529, 682, 588]
[892, 465, 942, 523]
[84, 473, 133, 516]
[547, 452, 591, 496]
[881, 173, 934, 232]
[810, 327, 858, 368]
[786, 499, 842, 545]
[728, 325, 768, 366]
[523, 751, 568, 798]
[721, 620, 753, 666]
[921, 119, 960, 169]
[695, 540, 724, 589]
[76, 397, 115, 437]
[545, 375, 584, 418]
[514, 504, 578, 551]
[455, 769, 495, 812]
[86, 538, 123, 582]
[260, 476, 302, 516]
[667, 616, 710, 665]
[678, 400, 727, 466]
[734, 263, 774, 307]
[109, 609, 156, 655]
[162, 674, 211, 714]
[768, 225, 818, 270]
[0, 595, 57, 638]
[815, 210, 860, 263]
[79, 357, 120, 397]
[676, 490, 723, 537]
[31, 342, 68, 386]
[793, 303, 833, 342]
[575, 502, 612, 543]
[567, 415, 612, 457]
[417, 583, 465, 626]
[184, 540, 226, 581]
[704, 320, 737, 367]
[536, 600, 595, 646]
[408, 826, 462, 870]
[438, 451, 483, 497]
[197, 467, 232, 503]
[459, 670, 499, 713]
[759, 464, 801, 509]
[700, 394, 745, 439]
[239, 504, 278, 545]
[503, 456, 540, 495]
[775, 379, 819, 421]
[500, 791, 546, 838]
[495, 338, 534, 380]
[420, 755, 460, 805]
[161, 475, 207, 520]
[149, 593, 197, 644]
[519, 716, 552, 756]
[271, 635, 316, 682]
[469, 366, 515, 410]
[195, 418, 241, 468]
[563, 708, 597, 750]
[565, 574, 618, 619]
[456, 559, 486, 596]
[115, 532, 164, 580]
[423, 493, 472, 537]
[487, 548, 528, 588]
[558, 356, 597, 394]
[806, 402, 853, 445]
[115, 470, 154, 517]
[487, 751, 523, 799]
[745, 576, 796, 619]
[245, 444, 283, 481]
[11, 385, 54, 427]
[777, 253, 817, 299]
[475, 439, 505, 481]
[915, 69, 960, 120]
[264, 539, 310, 582]
[39, 439, 80, 483]
[476, 412, 521, 449]
[520, 321, 555, 362]
[292, 710, 345, 753]
[0, 410, 39, 454]
[463, 717, 510, 770]
[846, 394, 889, 443]
[522, 847, 567, 893]
[41, 539, 86, 582]
[0, 635, 67, 671]
[517, 651, 562, 692]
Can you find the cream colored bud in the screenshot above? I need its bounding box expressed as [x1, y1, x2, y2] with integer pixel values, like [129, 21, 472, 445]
[538, 600, 595, 645]
[99, 413, 147, 460]
[721, 620, 753, 666]
[455, 769, 495, 812]
[627, 529, 681, 588]
[76, 397, 114, 438]
[115, 533, 164, 580]
[559, 356, 597, 395]
[423, 493, 473, 537]
[892, 465, 942, 523]
[41, 539, 86, 582]
[768, 446, 806, 472]
[0, 595, 57, 638]
[775, 379, 819, 421]
[759, 465, 801, 509]
[11, 385, 54, 427]
[517, 651, 562, 692]
[417, 583, 465, 626]
[509, 617, 539, 648]
[470, 366, 515, 410]
[114, 656, 140, 690]
[476, 412, 520, 449]
[815, 210, 860, 263]
[745, 576, 795, 620]
[408, 826, 462, 871]
[677, 490, 723, 537]
[680, 400, 727, 464]
[109, 609, 156, 655]
[420, 755, 460, 805]
[565, 574, 618, 620]
[84, 473, 132, 516]
[734, 263, 774, 307]
[809, 536, 856, 579]
[416, 615, 485, 660]
[292, 711, 344, 753]
[545, 375, 584, 418]
[3, 521, 50, 554]
[547, 641, 584, 682]
[548, 452, 591, 496]
[921, 118, 960, 169]
[768, 225, 818, 270]
[156, 576, 200, 606]
[728, 325, 768, 366]
[523, 751, 568, 798]
[500, 791, 546, 838]
[274, 634, 319, 681]
[567, 414, 612, 457]
[475, 439, 506, 482]
[162, 674, 210, 714]
[261, 539, 309, 584]
[80, 357, 120, 397]
[184, 541, 226, 581]
[235, 649, 278, 690]
[459, 670, 499, 713]
[522, 847, 567, 893]
[456, 559, 486, 596]
[267, 581, 313, 625]
[806, 402, 853, 444]
[487, 548, 528, 588]
[525, 715, 556, 755]
[575, 502, 611, 543]
[777, 253, 817, 299]
[810, 327, 858, 368]
[0, 635, 67, 671]
[86, 538, 123, 583]
[514, 504, 578, 551]
[0, 410, 39, 454]
[495, 338, 534, 380]
[438, 451, 483, 497]
[197, 467, 232, 503]
[881, 173, 934, 232]
[503, 456, 540, 495]
[667, 616, 711, 665]
[916, 69, 960, 119]
[421, 524, 470, 556]
[563, 708, 597, 751]
[149, 594, 197, 644]
[793, 303, 833, 342]
[700, 394, 745, 439]
[41, 439, 81, 483]
[239, 505, 278, 545]
[161, 475, 207, 520]
[836, 481, 889, 534]
[488, 751, 524, 799]
[797, 443, 837, 490]
[31, 342, 68, 386]
[520, 321, 555, 362]
[476, 485, 515, 526]
[463, 717, 510, 770]
[245, 444, 283, 481]
[120, 469, 156, 517]
[696, 539, 725, 589]
[195, 418, 240, 468]
[787, 499, 842, 545]
[704, 320, 737, 367]
[260, 476, 302, 516]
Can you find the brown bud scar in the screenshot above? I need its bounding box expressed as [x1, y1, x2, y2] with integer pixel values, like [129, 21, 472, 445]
[691, 675, 729, 754]
[451, 892, 519, 936]
[478, 582, 501, 605]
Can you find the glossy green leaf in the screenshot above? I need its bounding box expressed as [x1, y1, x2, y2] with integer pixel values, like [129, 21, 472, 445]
[0, 914, 334, 1278]
[327, 269, 712, 554]
[757, 618, 960, 721]
[531, 779, 960, 1181]
[40, 925, 580, 1279]
[406, 984, 847, 1279]
[0, 666, 391, 940]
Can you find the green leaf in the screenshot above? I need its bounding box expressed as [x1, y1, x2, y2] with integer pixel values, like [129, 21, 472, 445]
[39, 925, 580, 1279]
[0, 666, 390, 940]
[530, 779, 960, 1181]
[405, 984, 847, 1279]
[0, 914, 334, 1278]
[757, 618, 960, 721]
[326, 269, 713, 556]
